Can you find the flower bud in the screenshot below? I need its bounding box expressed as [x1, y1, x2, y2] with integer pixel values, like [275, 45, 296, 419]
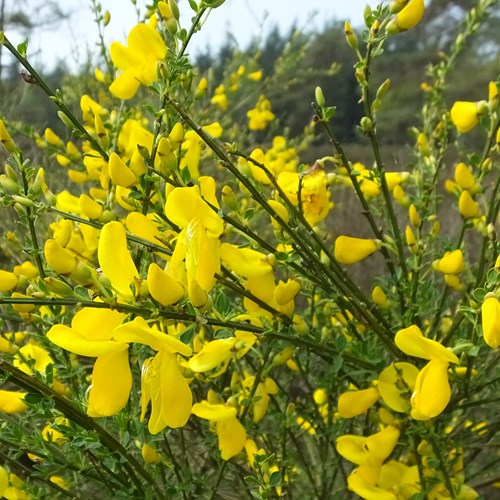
[0, 119, 16, 152]
[103, 10, 111, 26]
[0, 174, 20, 193]
[376, 79, 390, 100]
[344, 21, 358, 50]
[221, 185, 238, 211]
[315, 86, 325, 107]
[44, 277, 74, 297]
[168, 0, 180, 20]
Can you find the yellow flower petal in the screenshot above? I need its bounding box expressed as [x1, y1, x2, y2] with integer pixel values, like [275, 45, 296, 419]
[334, 236, 380, 264]
[79, 194, 103, 220]
[217, 417, 246, 460]
[47, 324, 125, 357]
[147, 351, 192, 432]
[192, 402, 237, 422]
[451, 101, 479, 133]
[396, 0, 424, 30]
[147, 263, 185, 306]
[395, 325, 459, 363]
[454, 162, 475, 190]
[72, 308, 127, 340]
[0, 390, 28, 414]
[98, 221, 139, 300]
[459, 190, 479, 218]
[142, 444, 162, 464]
[411, 359, 451, 420]
[432, 249, 464, 275]
[274, 279, 301, 305]
[188, 338, 236, 372]
[337, 388, 380, 418]
[0, 270, 18, 292]
[220, 243, 273, 278]
[44, 239, 77, 274]
[482, 295, 500, 349]
[88, 345, 132, 417]
[109, 152, 136, 187]
[348, 466, 397, 500]
[113, 316, 192, 356]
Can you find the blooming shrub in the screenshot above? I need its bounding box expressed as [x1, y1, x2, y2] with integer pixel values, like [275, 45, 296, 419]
[0, 0, 500, 498]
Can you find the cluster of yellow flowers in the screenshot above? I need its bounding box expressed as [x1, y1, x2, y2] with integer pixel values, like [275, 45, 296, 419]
[1, 0, 500, 497]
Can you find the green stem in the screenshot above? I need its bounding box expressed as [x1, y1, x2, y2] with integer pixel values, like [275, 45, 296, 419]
[428, 433, 457, 499]
[0, 296, 373, 369]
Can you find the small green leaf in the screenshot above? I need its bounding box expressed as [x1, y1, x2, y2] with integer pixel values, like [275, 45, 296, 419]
[471, 288, 487, 303]
[269, 471, 281, 488]
[17, 39, 28, 58]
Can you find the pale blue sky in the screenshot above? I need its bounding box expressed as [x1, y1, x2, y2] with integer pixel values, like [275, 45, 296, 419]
[9, 0, 369, 71]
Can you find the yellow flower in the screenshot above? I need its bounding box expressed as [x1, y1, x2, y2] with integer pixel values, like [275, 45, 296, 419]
[42, 417, 69, 444]
[450, 102, 479, 133]
[0, 270, 18, 292]
[142, 444, 162, 464]
[458, 190, 479, 218]
[277, 164, 331, 225]
[481, 294, 500, 349]
[433, 249, 464, 275]
[372, 285, 390, 309]
[274, 279, 301, 305]
[109, 23, 167, 99]
[388, 0, 425, 33]
[337, 387, 380, 418]
[336, 426, 400, 466]
[192, 401, 246, 460]
[454, 162, 475, 190]
[108, 152, 137, 187]
[247, 95, 275, 130]
[47, 308, 129, 417]
[334, 236, 381, 264]
[140, 350, 192, 433]
[0, 118, 16, 152]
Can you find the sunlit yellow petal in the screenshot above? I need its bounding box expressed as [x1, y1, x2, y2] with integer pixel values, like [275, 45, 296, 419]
[44, 239, 77, 274]
[192, 402, 237, 422]
[217, 417, 246, 460]
[451, 102, 479, 133]
[98, 221, 139, 300]
[220, 243, 273, 278]
[147, 263, 185, 306]
[88, 345, 132, 417]
[334, 236, 380, 264]
[113, 316, 192, 356]
[337, 388, 380, 418]
[411, 359, 451, 420]
[432, 249, 464, 275]
[0, 390, 28, 414]
[47, 324, 125, 357]
[109, 152, 136, 187]
[482, 294, 500, 349]
[0, 270, 18, 292]
[395, 325, 459, 363]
